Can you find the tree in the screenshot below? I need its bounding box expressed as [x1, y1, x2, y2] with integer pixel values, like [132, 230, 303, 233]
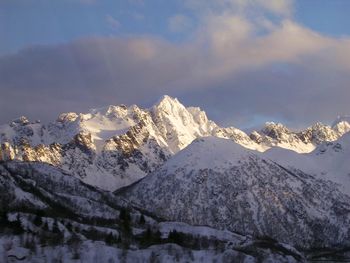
[33, 215, 42, 227]
[140, 227, 153, 246]
[0, 210, 9, 227]
[11, 214, 24, 235]
[139, 214, 146, 225]
[140, 227, 162, 247]
[119, 208, 131, 222]
[105, 232, 117, 245]
[119, 208, 131, 235]
[67, 234, 81, 260]
[42, 221, 49, 232]
[65, 222, 73, 232]
[168, 230, 183, 245]
[52, 219, 60, 234]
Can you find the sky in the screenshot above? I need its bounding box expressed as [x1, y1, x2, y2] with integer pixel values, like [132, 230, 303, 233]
[0, 0, 350, 129]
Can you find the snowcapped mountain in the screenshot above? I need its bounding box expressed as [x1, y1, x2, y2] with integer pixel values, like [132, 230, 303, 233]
[0, 95, 349, 191]
[249, 120, 350, 153]
[119, 136, 350, 249]
[265, 132, 350, 195]
[1, 96, 350, 261]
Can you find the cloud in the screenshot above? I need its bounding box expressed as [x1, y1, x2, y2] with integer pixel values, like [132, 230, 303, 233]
[0, 0, 349, 128]
[105, 15, 121, 30]
[168, 14, 192, 32]
[184, 0, 293, 17]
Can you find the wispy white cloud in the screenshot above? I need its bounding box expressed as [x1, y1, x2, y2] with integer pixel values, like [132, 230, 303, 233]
[105, 14, 121, 30]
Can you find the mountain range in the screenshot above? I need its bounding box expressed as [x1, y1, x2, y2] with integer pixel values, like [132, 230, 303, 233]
[1, 95, 349, 191]
[1, 96, 350, 262]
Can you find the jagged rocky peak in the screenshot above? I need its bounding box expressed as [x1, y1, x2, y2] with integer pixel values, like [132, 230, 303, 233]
[56, 112, 79, 123]
[10, 116, 30, 126]
[153, 95, 184, 112]
[332, 115, 350, 127]
[153, 95, 212, 126]
[260, 122, 292, 139]
[150, 95, 218, 153]
[1, 95, 349, 191]
[332, 115, 350, 134]
[249, 130, 263, 143]
[250, 122, 305, 150]
[100, 104, 130, 119]
[299, 122, 338, 144]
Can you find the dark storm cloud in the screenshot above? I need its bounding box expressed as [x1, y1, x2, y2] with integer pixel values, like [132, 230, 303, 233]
[0, 17, 350, 128]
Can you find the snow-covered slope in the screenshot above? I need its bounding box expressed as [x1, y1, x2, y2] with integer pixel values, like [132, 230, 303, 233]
[120, 137, 350, 248]
[265, 131, 350, 195]
[0, 160, 309, 263]
[249, 120, 350, 153]
[0, 96, 348, 190]
[0, 161, 122, 219]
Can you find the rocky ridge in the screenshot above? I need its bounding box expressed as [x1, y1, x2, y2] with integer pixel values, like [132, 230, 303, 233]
[0, 95, 349, 190]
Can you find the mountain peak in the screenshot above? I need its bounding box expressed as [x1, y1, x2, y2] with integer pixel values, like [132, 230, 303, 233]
[57, 112, 79, 123]
[332, 115, 350, 127]
[153, 95, 183, 111]
[10, 116, 30, 126]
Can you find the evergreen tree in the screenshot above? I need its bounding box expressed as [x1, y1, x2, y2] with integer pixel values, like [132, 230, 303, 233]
[154, 230, 162, 244]
[119, 208, 131, 222]
[66, 222, 73, 232]
[0, 210, 9, 227]
[119, 208, 131, 235]
[139, 214, 146, 225]
[168, 230, 184, 245]
[11, 214, 24, 234]
[52, 219, 60, 233]
[105, 232, 116, 245]
[33, 215, 42, 227]
[42, 221, 49, 232]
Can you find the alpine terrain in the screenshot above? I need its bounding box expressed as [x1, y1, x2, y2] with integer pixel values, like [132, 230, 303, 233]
[1, 96, 350, 262]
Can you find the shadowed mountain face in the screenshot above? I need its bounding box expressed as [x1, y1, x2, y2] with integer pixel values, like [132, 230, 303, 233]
[0, 161, 123, 219]
[119, 137, 350, 249]
[1, 96, 349, 191]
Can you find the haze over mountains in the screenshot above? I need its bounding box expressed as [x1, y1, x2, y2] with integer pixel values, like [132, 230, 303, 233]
[1, 95, 350, 262]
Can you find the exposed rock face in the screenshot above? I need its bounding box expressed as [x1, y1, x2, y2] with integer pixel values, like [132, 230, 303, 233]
[0, 96, 349, 190]
[250, 121, 349, 153]
[0, 142, 15, 161]
[120, 137, 350, 249]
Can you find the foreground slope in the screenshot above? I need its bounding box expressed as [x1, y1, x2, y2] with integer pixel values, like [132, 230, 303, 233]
[120, 137, 350, 248]
[0, 161, 123, 219]
[0, 161, 308, 262]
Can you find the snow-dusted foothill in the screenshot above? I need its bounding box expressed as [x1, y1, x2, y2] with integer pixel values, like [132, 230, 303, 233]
[120, 136, 350, 249]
